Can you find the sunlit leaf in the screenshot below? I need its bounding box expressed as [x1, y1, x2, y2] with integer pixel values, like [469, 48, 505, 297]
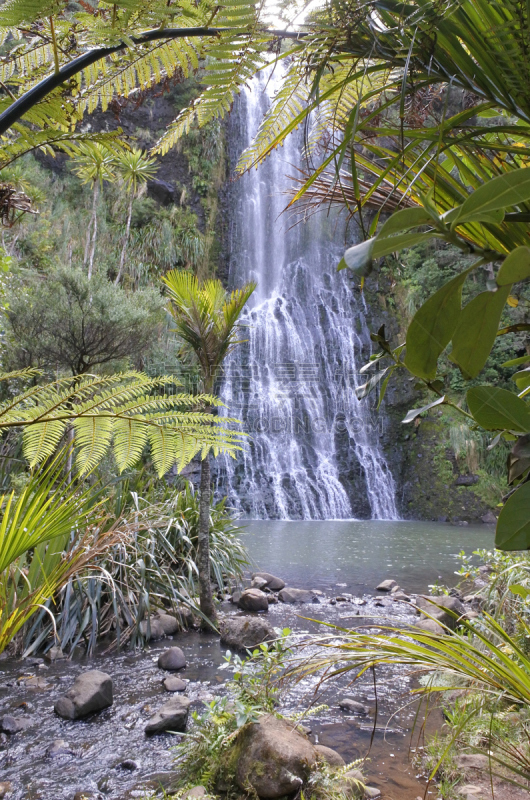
[402, 395, 445, 424]
[467, 386, 530, 432]
[497, 247, 530, 286]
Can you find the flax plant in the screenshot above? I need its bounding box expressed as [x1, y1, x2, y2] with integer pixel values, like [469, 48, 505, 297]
[0, 456, 128, 654]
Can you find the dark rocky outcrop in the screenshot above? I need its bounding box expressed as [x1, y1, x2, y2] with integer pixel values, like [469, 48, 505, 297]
[237, 588, 269, 613]
[144, 696, 190, 734]
[234, 714, 317, 798]
[54, 671, 113, 720]
[220, 615, 276, 651]
[158, 647, 187, 671]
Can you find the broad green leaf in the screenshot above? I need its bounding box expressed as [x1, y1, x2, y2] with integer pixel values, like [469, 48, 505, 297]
[450, 285, 511, 379]
[509, 584, 530, 599]
[377, 207, 432, 239]
[512, 434, 530, 459]
[513, 368, 530, 391]
[402, 395, 445, 424]
[502, 355, 530, 368]
[497, 247, 530, 285]
[453, 208, 505, 226]
[372, 232, 433, 258]
[455, 168, 530, 222]
[342, 239, 374, 276]
[405, 268, 472, 380]
[495, 482, 530, 550]
[467, 386, 530, 432]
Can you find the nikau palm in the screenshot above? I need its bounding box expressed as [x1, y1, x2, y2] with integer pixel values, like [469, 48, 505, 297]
[72, 142, 116, 279]
[163, 270, 255, 627]
[114, 148, 158, 285]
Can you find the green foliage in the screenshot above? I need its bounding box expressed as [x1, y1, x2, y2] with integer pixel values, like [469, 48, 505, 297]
[0, 452, 126, 654]
[349, 180, 530, 547]
[164, 270, 256, 392]
[0, 369, 245, 477]
[2, 265, 164, 374]
[172, 636, 291, 791]
[22, 482, 249, 655]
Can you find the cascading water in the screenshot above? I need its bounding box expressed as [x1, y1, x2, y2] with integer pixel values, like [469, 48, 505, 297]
[215, 69, 399, 521]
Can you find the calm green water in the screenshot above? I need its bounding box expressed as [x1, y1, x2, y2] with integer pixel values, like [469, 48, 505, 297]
[242, 518, 494, 594]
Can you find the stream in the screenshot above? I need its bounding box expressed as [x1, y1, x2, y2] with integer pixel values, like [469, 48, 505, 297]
[0, 520, 493, 800]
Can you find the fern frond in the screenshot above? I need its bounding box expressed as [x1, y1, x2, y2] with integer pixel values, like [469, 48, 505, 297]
[152, 32, 269, 155]
[0, 371, 244, 477]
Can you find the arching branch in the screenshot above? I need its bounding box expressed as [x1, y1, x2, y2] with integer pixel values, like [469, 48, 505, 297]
[0, 26, 307, 136]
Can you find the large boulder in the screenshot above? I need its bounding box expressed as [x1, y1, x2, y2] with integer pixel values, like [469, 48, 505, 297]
[155, 612, 180, 636]
[314, 745, 345, 766]
[139, 618, 165, 641]
[278, 587, 317, 604]
[235, 714, 317, 798]
[220, 616, 276, 651]
[145, 695, 190, 734]
[158, 646, 186, 671]
[238, 588, 269, 613]
[252, 572, 286, 591]
[54, 670, 113, 720]
[417, 595, 466, 629]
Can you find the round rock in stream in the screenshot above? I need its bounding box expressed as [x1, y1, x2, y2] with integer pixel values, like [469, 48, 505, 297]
[54, 670, 113, 720]
[158, 646, 186, 671]
[155, 612, 180, 636]
[144, 695, 190, 734]
[235, 713, 317, 798]
[163, 676, 187, 692]
[376, 579, 397, 592]
[237, 588, 269, 613]
[0, 714, 32, 734]
[278, 587, 318, 604]
[251, 572, 286, 591]
[220, 615, 276, 651]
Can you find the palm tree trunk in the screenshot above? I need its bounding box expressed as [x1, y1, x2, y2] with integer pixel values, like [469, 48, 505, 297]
[198, 453, 217, 629]
[114, 194, 133, 285]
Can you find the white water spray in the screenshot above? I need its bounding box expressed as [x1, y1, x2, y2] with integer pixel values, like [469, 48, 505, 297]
[215, 70, 399, 521]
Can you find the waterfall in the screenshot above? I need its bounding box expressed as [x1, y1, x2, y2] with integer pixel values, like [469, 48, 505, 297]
[215, 69, 399, 521]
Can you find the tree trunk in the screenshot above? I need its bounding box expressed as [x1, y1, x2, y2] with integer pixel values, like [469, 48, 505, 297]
[114, 195, 133, 285]
[198, 453, 217, 629]
[87, 181, 99, 280]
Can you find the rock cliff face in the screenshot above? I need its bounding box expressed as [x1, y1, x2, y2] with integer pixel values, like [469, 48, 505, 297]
[363, 276, 496, 524]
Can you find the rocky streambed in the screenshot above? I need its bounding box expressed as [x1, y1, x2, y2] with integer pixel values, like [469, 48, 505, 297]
[0, 566, 485, 800]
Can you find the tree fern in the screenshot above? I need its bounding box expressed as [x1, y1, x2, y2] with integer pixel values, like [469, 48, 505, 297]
[0, 370, 245, 477]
